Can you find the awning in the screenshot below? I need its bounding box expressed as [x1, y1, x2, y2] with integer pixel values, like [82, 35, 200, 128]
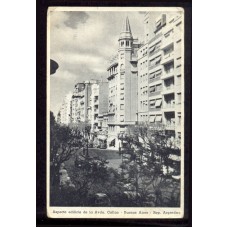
[149, 115, 155, 122]
[155, 69, 162, 76]
[150, 46, 155, 52]
[155, 115, 162, 122]
[156, 56, 161, 62]
[150, 73, 155, 79]
[155, 99, 162, 107]
[97, 135, 107, 140]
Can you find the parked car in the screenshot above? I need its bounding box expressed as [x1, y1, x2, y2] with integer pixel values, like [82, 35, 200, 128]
[94, 193, 111, 207]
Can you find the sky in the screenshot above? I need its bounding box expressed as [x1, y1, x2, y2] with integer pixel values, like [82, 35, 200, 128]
[49, 10, 175, 116]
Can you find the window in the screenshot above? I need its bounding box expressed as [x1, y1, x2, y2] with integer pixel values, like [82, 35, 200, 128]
[120, 64, 124, 70]
[120, 83, 124, 90]
[126, 40, 129, 47]
[177, 93, 181, 104]
[155, 56, 161, 64]
[155, 115, 162, 122]
[164, 44, 174, 55]
[120, 73, 124, 79]
[150, 86, 155, 93]
[156, 84, 162, 91]
[178, 114, 181, 125]
[150, 46, 155, 53]
[165, 62, 174, 73]
[120, 104, 124, 110]
[155, 99, 162, 107]
[149, 115, 155, 123]
[121, 41, 124, 47]
[176, 75, 181, 85]
[176, 22, 182, 27]
[150, 99, 156, 107]
[120, 93, 124, 100]
[120, 115, 124, 122]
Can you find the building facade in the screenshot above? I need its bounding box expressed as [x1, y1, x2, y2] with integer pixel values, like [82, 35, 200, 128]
[71, 80, 97, 124]
[59, 92, 72, 125]
[107, 17, 141, 149]
[56, 11, 183, 148]
[137, 12, 183, 141]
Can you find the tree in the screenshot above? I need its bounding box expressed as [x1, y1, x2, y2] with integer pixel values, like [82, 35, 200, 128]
[118, 123, 181, 207]
[50, 112, 83, 187]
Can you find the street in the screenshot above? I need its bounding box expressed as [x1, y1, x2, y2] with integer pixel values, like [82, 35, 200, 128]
[65, 148, 122, 171]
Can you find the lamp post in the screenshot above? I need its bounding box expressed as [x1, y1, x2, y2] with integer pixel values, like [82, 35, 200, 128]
[118, 133, 124, 176]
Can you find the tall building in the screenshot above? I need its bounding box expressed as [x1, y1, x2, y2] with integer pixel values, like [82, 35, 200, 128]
[89, 80, 109, 143]
[90, 83, 99, 132]
[137, 12, 183, 141]
[59, 92, 72, 125]
[107, 17, 141, 149]
[71, 83, 85, 123]
[71, 80, 97, 123]
[160, 13, 183, 140]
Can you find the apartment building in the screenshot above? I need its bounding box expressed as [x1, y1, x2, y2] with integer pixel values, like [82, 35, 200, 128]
[160, 13, 183, 140]
[90, 83, 99, 132]
[59, 92, 72, 125]
[147, 14, 166, 126]
[138, 12, 183, 141]
[71, 80, 97, 123]
[137, 46, 148, 122]
[107, 16, 141, 149]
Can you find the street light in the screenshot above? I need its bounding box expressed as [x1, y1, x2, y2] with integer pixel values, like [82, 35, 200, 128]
[84, 135, 89, 158]
[118, 133, 125, 176]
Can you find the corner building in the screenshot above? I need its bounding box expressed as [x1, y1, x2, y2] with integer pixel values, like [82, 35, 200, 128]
[107, 17, 140, 149]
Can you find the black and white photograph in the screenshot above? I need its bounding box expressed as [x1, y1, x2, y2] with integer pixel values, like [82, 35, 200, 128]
[47, 7, 184, 219]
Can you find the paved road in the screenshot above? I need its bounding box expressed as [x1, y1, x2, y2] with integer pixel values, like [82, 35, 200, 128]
[88, 148, 122, 170]
[65, 148, 122, 171]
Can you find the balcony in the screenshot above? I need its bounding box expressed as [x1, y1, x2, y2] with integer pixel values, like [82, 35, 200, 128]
[163, 103, 175, 112]
[148, 63, 160, 71]
[161, 70, 174, 80]
[148, 32, 162, 45]
[160, 53, 174, 65]
[165, 124, 175, 131]
[149, 76, 161, 84]
[149, 48, 160, 57]
[161, 85, 175, 95]
[149, 107, 161, 112]
[149, 91, 161, 97]
[72, 92, 84, 98]
[107, 71, 118, 80]
[161, 36, 174, 50]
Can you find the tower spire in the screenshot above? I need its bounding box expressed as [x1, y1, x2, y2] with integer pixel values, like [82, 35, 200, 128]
[119, 16, 133, 40]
